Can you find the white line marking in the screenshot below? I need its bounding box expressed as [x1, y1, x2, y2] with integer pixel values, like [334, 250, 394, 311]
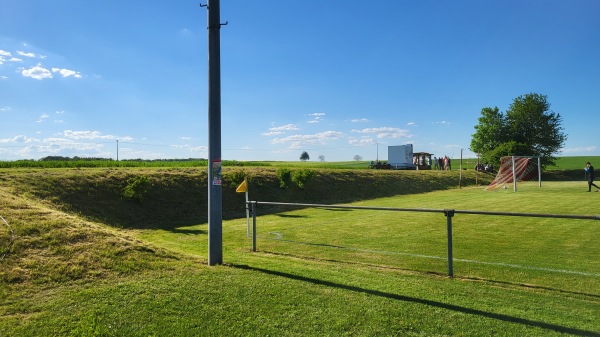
[263, 233, 600, 277]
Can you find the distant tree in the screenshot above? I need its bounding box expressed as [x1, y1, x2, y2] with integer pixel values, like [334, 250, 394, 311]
[470, 93, 566, 168]
[353, 154, 363, 161]
[318, 155, 325, 162]
[300, 151, 310, 161]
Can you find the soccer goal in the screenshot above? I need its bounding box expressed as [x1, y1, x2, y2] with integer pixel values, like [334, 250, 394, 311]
[486, 156, 541, 192]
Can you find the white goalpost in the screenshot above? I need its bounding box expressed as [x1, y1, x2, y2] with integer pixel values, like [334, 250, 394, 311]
[486, 156, 541, 192]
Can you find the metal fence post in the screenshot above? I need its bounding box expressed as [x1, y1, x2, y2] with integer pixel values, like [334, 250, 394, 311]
[252, 202, 257, 252]
[444, 209, 455, 277]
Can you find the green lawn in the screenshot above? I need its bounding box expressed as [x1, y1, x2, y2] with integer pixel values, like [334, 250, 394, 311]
[138, 181, 599, 336]
[1, 177, 599, 336]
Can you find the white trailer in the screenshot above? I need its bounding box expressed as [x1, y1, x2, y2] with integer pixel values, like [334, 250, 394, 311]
[388, 144, 416, 170]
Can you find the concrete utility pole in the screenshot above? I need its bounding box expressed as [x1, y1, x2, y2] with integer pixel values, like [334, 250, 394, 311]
[206, 0, 223, 265]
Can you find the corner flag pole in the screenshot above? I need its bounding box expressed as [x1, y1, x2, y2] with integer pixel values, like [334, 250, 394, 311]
[235, 178, 250, 237]
[207, 0, 223, 266]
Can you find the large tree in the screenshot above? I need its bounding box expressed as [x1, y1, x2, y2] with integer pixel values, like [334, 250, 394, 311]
[470, 93, 567, 168]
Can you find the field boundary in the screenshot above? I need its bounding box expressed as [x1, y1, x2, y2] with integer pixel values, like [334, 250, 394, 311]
[247, 201, 600, 277]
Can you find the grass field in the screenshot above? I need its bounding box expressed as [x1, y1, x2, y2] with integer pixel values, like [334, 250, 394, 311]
[1, 168, 599, 336]
[1, 155, 599, 171]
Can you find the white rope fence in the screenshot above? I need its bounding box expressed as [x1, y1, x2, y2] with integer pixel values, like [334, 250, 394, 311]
[0, 215, 15, 261]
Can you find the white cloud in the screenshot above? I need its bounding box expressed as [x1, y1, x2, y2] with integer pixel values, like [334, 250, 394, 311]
[434, 121, 450, 124]
[351, 118, 369, 123]
[407, 122, 417, 126]
[55, 110, 65, 114]
[17, 51, 36, 58]
[179, 136, 192, 140]
[351, 127, 412, 139]
[307, 113, 325, 124]
[36, 113, 49, 123]
[271, 131, 344, 149]
[561, 146, 597, 153]
[0, 50, 11, 57]
[0, 135, 37, 143]
[348, 136, 376, 146]
[9, 57, 22, 62]
[171, 144, 208, 154]
[0, 76, 7, 80]
[262, 123, 299, 136]
[62, 130, 133, 141]
[262, 131, 283, 136]
[22, 64, 53, 80]
[52, 67, 82, 78]
[0, 106, 12, 112]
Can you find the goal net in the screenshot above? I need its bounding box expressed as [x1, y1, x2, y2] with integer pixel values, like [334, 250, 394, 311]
[486, 156, 540, 190]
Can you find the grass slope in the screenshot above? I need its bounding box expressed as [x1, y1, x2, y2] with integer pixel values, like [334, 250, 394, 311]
[1, 167, 599, 336]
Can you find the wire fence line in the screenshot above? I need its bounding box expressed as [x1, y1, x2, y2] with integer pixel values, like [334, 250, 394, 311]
[247, 201, 600, 277]
[0, 215, 15, 261]
[251, 201, 600, 220]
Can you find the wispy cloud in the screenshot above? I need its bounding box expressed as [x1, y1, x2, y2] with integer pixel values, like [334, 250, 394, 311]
[262, 123, 299, 136]
[433, 121, 450, 125]
[36, 113, 49, 123]
[307, 112, 325, 124]
[52, 67, 82, 78]
[17, 51, 36, 58]
[351, 118, 369, 123]
[21, 64, 53, 80]
[171, 144, 208, 154]
[351, 127, 412, 139]
[407, 122, 417, 126]
[62, 130, 132, 141]
[0, 135, 37, 144]
[271, 131, 344, 149]
[0, 50, 11, 57]
[348, 136, 376, 146]
[561, 146, 597, 153]
[0, 106, 12, 112]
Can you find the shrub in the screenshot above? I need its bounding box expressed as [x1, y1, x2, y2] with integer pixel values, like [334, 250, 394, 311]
[276, 168, 291, 189]
[226, 170, 247, 187]
[122, 175, 152, 202]
[291, 169, 315, 190]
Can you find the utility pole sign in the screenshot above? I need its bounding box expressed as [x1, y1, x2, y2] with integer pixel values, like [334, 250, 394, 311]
[211, 160, 222, 186]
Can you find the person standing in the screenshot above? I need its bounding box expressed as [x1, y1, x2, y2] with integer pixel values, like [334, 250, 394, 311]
[585, 162, 600, 192]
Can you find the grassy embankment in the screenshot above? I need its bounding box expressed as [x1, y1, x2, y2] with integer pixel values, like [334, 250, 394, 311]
[0, 159, 598, 336]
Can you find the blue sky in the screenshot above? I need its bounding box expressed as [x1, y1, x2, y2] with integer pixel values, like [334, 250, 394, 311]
[1, 0, 599, 162]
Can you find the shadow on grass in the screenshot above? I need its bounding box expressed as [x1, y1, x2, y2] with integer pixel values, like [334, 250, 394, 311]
[167, 228, 207, 235]
[256, 239, 600, 301]
[460, 275, 600, 300]
[274, 214, 308, 218]
[231, 264, 600, 337]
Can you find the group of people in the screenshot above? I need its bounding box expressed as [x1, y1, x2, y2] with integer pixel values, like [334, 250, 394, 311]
[432, 156, 451, 170]
[474, 162, 495, 173]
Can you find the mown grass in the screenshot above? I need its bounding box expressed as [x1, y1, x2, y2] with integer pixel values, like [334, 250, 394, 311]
[1, 167, 599, 336]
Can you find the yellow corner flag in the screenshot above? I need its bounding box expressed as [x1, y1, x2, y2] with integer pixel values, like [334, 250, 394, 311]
[236, 178, 248, 193]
